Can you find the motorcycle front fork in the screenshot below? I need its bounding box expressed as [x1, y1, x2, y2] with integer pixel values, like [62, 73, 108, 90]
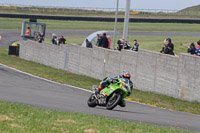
[94, 93, 107, 105]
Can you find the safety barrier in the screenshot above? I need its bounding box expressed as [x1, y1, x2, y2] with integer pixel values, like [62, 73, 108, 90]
[19, 40, 200, 102]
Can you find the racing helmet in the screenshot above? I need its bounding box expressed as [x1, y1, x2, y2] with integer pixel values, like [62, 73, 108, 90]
[122, 71, 131, 79]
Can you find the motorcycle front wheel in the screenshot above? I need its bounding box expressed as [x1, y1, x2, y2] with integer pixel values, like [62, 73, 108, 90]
[106, 93, 121, 110]
[87, 94, 97, 107]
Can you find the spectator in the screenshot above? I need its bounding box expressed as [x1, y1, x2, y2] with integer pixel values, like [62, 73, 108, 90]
[58, 36, 66, 45]
[187, 43, 196, 55]
[117, 39, 125, 51]
[131, 40, 139, 51]
[107, 36, 111, 49]
[195, 48, 200, 56]
[34, 33, 40, 41]
[38, 33, 44, 43]
[124, 41, 132, 50]
[26, 27, 30, 36]
[57, 36, 61, 45]
[197, 40, 200, 49]
[164, 38, 175, 55]
[86, 39, 93, 48]
[98, 33, 103, 47]
[51, 33, 57, 45]
[99, 33, 108, 48]
[96, 34, 100, 46]
[61, 36, 66, 44]
[160, 39, 167, 54]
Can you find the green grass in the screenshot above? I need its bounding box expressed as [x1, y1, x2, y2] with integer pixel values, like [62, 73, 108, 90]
[0, 101, 193, 133]
[178, 5, 200, 16]
[131, 89, 200, 114]
[62, 36, 87, 45]
[0, 48, 200, 115]
[1, 17, 200, 32]
[46, 36, 200, 55]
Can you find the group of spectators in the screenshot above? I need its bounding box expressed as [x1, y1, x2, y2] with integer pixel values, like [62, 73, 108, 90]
[86, 32, 140, 52]
[96, 33, 111, 49]
[51, 33, 66, 45]
[187, 40, 200, 56]
[159, 38, 200, 56]
[87, 35, 200, 57]
[117, 39, 139, 52]
[86, 33, 111, 49]
[26, 27, 44, 43]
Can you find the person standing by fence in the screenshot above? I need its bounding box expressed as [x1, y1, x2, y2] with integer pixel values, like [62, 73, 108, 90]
[164, 38, 175, 55]
[197, 40, 200, 49]
[99, 33, 108, 49]
[131, 40, 139, 51]
[107, 36, 111, 49]
[96, 34, 100, 46]
[26, 27, 30, 36]
[86, 39, 93, 48]
[51, 33, 58, 45]
[187, 43, 196, 55]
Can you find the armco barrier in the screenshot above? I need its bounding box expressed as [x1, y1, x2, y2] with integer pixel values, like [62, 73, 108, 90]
[20, 40, 200, 102]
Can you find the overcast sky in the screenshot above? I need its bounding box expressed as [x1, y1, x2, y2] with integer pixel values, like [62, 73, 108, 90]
[0, 0, 200, 10]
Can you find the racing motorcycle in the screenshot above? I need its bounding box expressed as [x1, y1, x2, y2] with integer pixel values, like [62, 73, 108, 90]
[87, 77, 132, 110]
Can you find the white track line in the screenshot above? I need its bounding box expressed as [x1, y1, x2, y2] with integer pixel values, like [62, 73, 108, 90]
[0, 63, 199, 116]
[0, 63, 91, 93]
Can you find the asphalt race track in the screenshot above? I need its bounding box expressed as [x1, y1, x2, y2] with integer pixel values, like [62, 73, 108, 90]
[1, 29, 200, 47]
[1, 29, 200, 132]
[0, 64, 200, 132]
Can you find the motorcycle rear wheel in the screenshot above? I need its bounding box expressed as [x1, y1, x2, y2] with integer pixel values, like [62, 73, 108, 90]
[106, 93, 121, 110]
[87, 94, 97, 107]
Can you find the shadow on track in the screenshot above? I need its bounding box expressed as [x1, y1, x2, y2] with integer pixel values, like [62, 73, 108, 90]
[96, 107, 147, 115]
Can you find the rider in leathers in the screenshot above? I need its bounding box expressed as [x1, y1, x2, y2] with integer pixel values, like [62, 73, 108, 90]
[97, 71, 133, 107]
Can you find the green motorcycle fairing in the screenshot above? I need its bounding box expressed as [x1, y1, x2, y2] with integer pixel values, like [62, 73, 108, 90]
[100, 78, 132, 99]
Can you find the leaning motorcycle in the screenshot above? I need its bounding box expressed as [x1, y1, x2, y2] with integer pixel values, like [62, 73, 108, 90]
[87, 78, 132, 110]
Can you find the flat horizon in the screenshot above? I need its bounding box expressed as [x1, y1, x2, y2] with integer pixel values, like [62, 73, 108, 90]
[0, 0, 200, 11]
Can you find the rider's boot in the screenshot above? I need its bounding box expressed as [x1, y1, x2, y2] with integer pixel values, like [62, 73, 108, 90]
[118, 99, 126, 107]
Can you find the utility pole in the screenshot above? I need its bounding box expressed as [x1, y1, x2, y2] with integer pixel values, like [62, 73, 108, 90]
[123, 0, 131, 41]
[113, 0, 119, 50]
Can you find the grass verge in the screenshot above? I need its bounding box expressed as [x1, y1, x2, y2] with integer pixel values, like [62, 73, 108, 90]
[1, 17, 200, 32]
[0, 48, 199, 115]
[0, 101, 193, 133]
